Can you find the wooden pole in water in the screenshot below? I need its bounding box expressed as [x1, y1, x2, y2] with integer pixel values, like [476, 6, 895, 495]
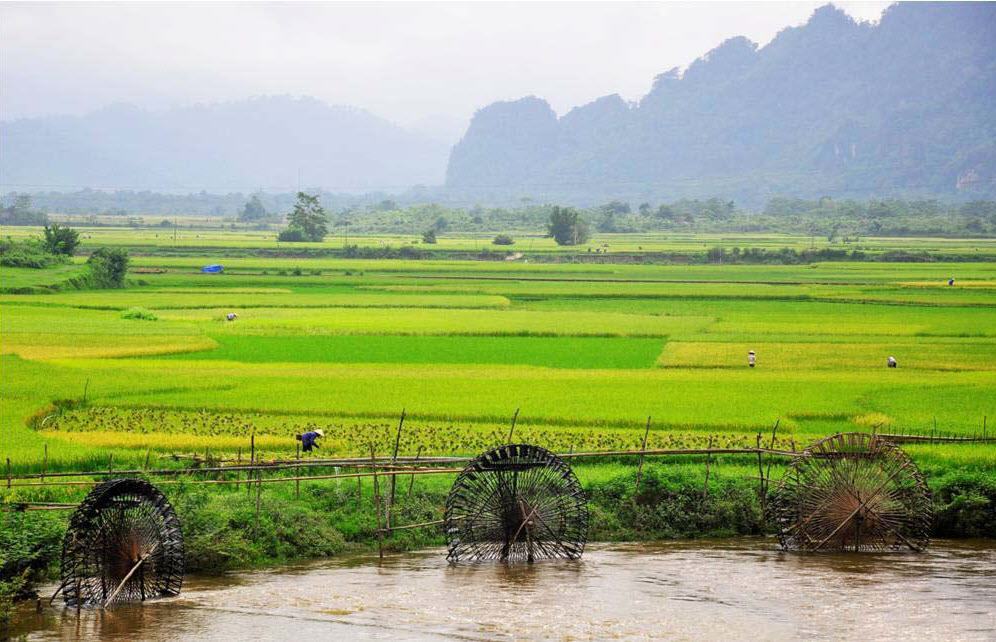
[369, 443, 384, 559]
[634, 416, 651, 495]
[42, 445, 47, 484]
[506, 407, 520, 443]
[102, 542, 159, 608]
[6, 458, 10, 489]
[387, 409, 406, 532]
[295, 442, 301, 499]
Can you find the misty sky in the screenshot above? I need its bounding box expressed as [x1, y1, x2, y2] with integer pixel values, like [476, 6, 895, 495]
[2, 2, 890, 140]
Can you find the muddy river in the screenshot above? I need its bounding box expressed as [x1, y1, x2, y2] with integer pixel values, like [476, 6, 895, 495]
[17, 539, 996, 641]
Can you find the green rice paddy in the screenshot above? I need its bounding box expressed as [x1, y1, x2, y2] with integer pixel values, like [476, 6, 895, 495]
[1, 229, 995, 474]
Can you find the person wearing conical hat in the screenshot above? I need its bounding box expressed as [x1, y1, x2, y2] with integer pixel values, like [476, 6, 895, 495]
[748, 350, 756, 368]
[297, 429, 324, 452]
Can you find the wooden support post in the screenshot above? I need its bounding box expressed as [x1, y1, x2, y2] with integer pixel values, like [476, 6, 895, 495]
[295, 442, 301, 499]
[248, 433, 255, 496]
[254, 469, 262, 532]
[108, 454, 113, 475]
[756, 432, 765, 516]
[406, 445, 423, 499]
[6, 458, 10, 489]
[387, 409, 405, 532]
[634, 416, 651, 496]
[144, 449, 150, 472]
[369, 443, 384, 559]
[42, 445, 47, 484]
[703, 436, 714, 500]
[82, 378, 90, 404]
[763, 420, 780, 498]
[506, 407, 520, 443]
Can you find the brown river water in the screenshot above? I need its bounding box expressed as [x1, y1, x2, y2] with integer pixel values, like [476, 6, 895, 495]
[16, 539, 996, 641]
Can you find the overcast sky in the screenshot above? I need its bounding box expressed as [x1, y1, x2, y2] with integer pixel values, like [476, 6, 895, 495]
[1, 1, 891, 139]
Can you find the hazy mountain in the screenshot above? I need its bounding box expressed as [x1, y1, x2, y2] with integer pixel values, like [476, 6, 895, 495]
[447, 3, 996, 205]
[1, 96, 450, 192]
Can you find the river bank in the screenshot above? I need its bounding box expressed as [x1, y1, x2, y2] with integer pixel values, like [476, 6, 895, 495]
[3, 463, 994, 608]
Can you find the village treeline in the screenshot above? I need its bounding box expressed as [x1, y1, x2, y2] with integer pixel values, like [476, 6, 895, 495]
[5, 192, 996, 240]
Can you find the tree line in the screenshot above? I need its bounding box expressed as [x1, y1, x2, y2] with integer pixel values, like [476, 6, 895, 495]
[4, 191, 995, 239]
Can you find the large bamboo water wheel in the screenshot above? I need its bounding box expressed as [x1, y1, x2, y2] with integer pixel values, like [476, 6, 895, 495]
[769, 433, 932, 552]
[60, 478, 184, 607]
[444, 444, 588, 563]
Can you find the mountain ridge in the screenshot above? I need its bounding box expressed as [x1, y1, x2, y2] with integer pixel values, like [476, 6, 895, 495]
[1, 95, 450, 192]
[445, 2, 996, 204]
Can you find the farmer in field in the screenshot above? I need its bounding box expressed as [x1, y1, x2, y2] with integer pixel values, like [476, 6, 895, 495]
[888, 356, 898, 368]
[296, 429, 324, 453]
[748, 350, 756, 368]
[226, 312, 238, 321]
[948, 278, 955, 286]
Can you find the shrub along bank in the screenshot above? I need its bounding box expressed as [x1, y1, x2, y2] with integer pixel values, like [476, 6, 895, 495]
[2, 463, 993, 610]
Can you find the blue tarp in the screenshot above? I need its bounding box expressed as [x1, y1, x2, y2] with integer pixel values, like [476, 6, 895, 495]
[201, 264, 224, 273]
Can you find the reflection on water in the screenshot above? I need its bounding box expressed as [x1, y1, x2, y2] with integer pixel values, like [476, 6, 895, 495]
[18, 539, 996, 641]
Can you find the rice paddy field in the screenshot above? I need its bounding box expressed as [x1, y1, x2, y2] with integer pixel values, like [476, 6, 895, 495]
[2, 229, 996, 476]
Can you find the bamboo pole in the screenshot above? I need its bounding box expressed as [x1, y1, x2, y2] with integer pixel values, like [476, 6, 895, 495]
[369, 444, 384, 559]
[103, 543, 159, 608]
[295, 442, 301, 499]
[756, 432, 765, 515]
[407, 445, 423, 499]
[634, 416, 651, 495]
[763, 420, 780, 499]
[254, 469, 262, 532]
[703, 436, 714, 500]
[506, 407, 520, 443]
[387, 409, 406, 532]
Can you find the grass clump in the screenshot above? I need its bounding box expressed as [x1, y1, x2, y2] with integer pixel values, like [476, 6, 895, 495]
[121, 307, 158, 321]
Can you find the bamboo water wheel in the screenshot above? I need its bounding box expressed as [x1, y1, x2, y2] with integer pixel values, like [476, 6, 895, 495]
[444, 444, 589, 563]
[60, 478, 184, 607]
[769, 433, 932, 552]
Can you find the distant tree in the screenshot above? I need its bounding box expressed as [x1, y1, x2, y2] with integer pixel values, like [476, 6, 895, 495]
[86, 247, 129, 288]
[656, 205, 676, 220]
[602, 200, 631, 215]
[239, 194, 267, 222]
[547, 206, 590, 246]
[432, 216, 449, 232]
[280, 192, 328, 242]
[597, 210, 617, 233]
[277, 228, 306, 242]
[43, 223, 81, 255]
[422, 229, 437, 244]
[638, 202, 652, 216]
[492, 234, 514, 245]
[13, 193, 33, 214]
[376, 199, 398, 211]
